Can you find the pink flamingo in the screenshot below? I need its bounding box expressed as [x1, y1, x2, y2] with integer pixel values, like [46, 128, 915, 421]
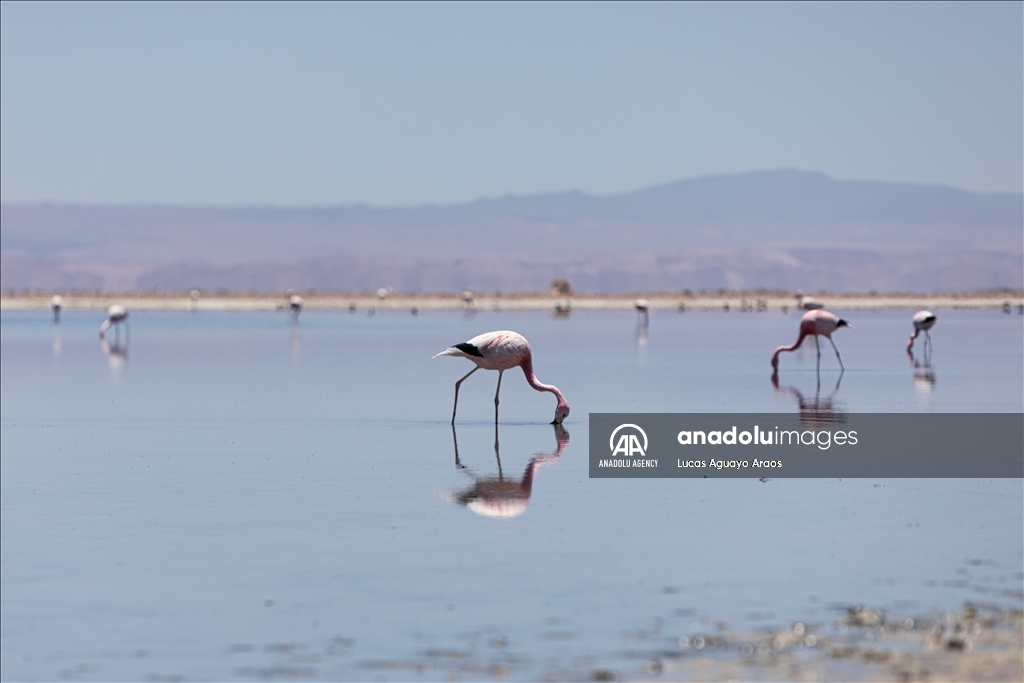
[434, 330, 570, 425]
[907, 310, 937, 352]
[99, 304, 128, 338]
[795, 290, 824, 310]
[771, 309, 850, 371]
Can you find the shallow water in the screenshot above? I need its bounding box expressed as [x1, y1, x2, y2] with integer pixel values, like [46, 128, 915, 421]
[2, 307, 1022, 681]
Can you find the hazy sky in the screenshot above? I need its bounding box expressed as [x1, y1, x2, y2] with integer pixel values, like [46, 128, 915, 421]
[1, 2, 1021, 206]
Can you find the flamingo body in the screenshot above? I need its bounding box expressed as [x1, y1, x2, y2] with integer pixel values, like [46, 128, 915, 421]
[99, 304, 128, 337]
[795, 290, 824, 310]
[634, 299, 650, 326]
[51, 295, 63, 322]
[288, 295, 303, 323]
[435, 330, 570, 424]
[907, 310, 937, 351]
[771, 309, 849, 370]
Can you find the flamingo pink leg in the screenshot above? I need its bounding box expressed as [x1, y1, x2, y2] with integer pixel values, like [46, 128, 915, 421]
[494, 369, 504, 425]
[826, 336, 844, 370]
[451, 367, 478, 425]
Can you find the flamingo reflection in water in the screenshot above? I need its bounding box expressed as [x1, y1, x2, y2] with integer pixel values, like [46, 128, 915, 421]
[100, 336, 128, 382]
[771, 370, 846, 430]
[907, 347, 936, 394]
[447, 424, 570, 519]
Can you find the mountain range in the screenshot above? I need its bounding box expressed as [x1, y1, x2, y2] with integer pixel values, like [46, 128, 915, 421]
[2, 169, 1020, 293]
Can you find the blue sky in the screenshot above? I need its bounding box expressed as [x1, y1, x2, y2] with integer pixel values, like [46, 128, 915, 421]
[1, 2, 1021, 205]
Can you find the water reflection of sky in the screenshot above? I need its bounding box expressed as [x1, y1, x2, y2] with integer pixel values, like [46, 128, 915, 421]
[2, 308, 1021, 680]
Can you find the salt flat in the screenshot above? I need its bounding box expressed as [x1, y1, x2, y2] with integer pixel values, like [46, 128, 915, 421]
[2, 308, 1021, 681]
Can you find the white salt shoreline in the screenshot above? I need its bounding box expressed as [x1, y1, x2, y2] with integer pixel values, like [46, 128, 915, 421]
[3, 292, 1022, 312]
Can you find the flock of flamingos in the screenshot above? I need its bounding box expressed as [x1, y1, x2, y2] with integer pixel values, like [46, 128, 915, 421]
[48, 290, 940, 427]
[42, 290, 948, 519]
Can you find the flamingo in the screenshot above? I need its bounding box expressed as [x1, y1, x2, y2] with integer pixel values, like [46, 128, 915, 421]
[50, 295, 63, 323]
[795, 290, 824, 310]
[289, 294, 303, 324]
[434, 330, 570, 425]
[771, 309, 850, 371]
[99, 304, 128, 338]
[635, 299, 649, 327]
[907, 310, 937, 352]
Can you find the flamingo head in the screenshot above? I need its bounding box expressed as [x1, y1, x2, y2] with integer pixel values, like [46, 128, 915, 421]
[552, 399, 570, 425]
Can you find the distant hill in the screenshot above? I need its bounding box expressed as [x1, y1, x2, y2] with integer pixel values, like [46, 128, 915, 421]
[2, 170, 1020, 292]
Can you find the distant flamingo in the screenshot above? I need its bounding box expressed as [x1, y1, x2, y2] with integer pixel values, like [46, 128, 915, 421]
[99, 304, 128, 338]
[434, 330, 570, 425]
[635, 299, 649, 327]
[289, 294, 303, 324]
[907, 310, 937, 352]
[50, 295, 63, 323]
[795, 290, 824, 310]
[771, 309, 850, 371]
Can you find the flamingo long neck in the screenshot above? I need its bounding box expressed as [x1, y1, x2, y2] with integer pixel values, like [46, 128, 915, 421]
[772, 328, 811, 367]
[519, 354, 566, 404]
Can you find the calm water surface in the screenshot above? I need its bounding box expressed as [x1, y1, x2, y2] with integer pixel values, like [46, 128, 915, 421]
[2, 308, 1022, 681]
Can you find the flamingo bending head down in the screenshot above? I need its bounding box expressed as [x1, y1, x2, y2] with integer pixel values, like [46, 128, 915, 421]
[99, 305, 128, 338]
[771, 309, 850, 371]
[907, 310, 937, 352]
[434, 330, 570, 425]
